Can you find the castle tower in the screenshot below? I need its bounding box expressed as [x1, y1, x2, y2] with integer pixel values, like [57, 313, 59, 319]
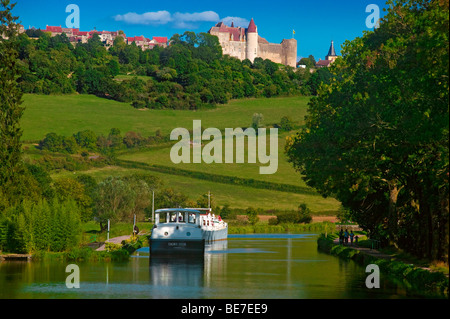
[281, 38, 298, 68]
[326, 40, 337, 62]
[246, 18, 258, 62]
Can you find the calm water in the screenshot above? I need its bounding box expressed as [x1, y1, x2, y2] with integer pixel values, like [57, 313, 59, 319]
[0, 234, 434, 299]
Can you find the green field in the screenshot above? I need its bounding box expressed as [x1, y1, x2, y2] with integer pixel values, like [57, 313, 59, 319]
[51, 166, 339, 213]
[117, 132, 303, 185]
[22, 93, 341, 214]
[21, 94, 310, 142]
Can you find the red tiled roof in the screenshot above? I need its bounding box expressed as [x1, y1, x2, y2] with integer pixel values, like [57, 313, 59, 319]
[62, 28, 78, 33]
[46, 26, 62, 33]
[152, 36, 167, 44]
[247, 18, 257, 33]
[316, 59, 332, 67]
[212, 23, 243, 41]
[134, 36, 145, 41]
[74, 31, 89, 36]
[127, 37, 135, 42]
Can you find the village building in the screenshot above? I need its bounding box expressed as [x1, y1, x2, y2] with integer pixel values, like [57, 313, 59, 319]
[315, 40, 338, 68]
[42, 25, 166, 50]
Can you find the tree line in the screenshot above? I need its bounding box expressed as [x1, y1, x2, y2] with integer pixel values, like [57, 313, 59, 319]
[38, 127, 170, 154]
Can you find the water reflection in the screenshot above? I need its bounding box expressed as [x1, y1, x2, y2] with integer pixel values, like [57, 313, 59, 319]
[150, 256, 204, 288]
[0, 234, 443, 299]
[148, 240, 229, 294]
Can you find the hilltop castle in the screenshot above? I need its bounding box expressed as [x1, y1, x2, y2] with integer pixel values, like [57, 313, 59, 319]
[208, 18, 297, 68]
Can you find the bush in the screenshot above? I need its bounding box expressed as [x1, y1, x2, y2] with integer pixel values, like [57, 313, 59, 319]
[275, 204, 312, 224]
[280, 116, 295, 131]
[105, 242, 122, 252]
[297, 203, 312, 223]
[276, 211, 300, 224]
[245, 207, 259, 226]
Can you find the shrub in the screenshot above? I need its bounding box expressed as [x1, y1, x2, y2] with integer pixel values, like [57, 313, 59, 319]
[246, 207, 259, 226]
[276, 211, 300, 224]
[105, 242, 122, 252]
[280, 116, 295, 131]
[297, 203, 312, 223]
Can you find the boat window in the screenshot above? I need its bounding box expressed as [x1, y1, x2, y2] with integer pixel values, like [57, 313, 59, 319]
[188, 213, 197, 224]
[178, 212, 185, 223]
[158, 212, 169, 223]
[169, 212, 178, 223]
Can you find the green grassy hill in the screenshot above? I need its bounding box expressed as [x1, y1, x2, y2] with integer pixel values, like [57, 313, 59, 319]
[21, 93, 341, 214]
[20, 94, 310, 142]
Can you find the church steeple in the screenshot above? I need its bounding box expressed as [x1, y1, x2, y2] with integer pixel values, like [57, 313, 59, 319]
[326, 40, 338, 63]
[327, 40, 337, 57]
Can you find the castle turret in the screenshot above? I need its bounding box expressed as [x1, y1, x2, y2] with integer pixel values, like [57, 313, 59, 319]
[246, 18, 258, 63]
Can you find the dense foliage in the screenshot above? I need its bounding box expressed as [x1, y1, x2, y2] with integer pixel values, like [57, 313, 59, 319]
[286, 0, 449, 261]
[0, 0, 26, 208]
[38, 127, 170, 154]
[0, 199, 82, 253]
[15, 30, 313, 109]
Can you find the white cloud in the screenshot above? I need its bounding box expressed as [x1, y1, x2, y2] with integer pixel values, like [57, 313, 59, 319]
[114, 10, 248, 29]
[220, 17, 250, 28]
[173, 11, 220, 22]
[114, 11, 172, 25]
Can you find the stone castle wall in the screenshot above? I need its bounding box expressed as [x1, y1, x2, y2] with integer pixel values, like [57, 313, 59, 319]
[258, 42, 283, 64]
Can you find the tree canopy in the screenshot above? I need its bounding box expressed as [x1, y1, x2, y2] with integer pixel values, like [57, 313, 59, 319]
[286, 0, 449, 261]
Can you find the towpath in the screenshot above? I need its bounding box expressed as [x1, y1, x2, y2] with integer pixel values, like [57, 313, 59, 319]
[333, 237, 394, 260]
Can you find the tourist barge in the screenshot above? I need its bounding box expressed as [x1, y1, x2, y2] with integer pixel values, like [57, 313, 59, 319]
[149, 208, 228, 255]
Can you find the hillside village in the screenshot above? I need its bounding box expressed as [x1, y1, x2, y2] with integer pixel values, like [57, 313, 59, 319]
[23, 24, 168, 50]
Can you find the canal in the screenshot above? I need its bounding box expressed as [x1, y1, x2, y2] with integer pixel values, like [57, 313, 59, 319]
[0, 234, 434, 298]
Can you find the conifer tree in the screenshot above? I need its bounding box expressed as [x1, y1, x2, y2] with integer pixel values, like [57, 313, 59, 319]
[0, 1, 25, 206]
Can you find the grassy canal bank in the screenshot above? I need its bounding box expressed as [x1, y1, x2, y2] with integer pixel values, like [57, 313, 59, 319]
[317, 234, 449, 297]
[2, 221, 336, 262]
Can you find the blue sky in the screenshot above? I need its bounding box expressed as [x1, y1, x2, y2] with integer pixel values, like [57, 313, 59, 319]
[13, 0, 388, 60]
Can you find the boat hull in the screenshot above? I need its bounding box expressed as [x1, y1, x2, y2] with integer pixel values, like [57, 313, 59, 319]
[149, 238, 205, 255]
[202, 227, 228, 243]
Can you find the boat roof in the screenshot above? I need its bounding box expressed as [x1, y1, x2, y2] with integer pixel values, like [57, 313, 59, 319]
[185, 208, 212, 212]
[155, 208, 202, 213]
